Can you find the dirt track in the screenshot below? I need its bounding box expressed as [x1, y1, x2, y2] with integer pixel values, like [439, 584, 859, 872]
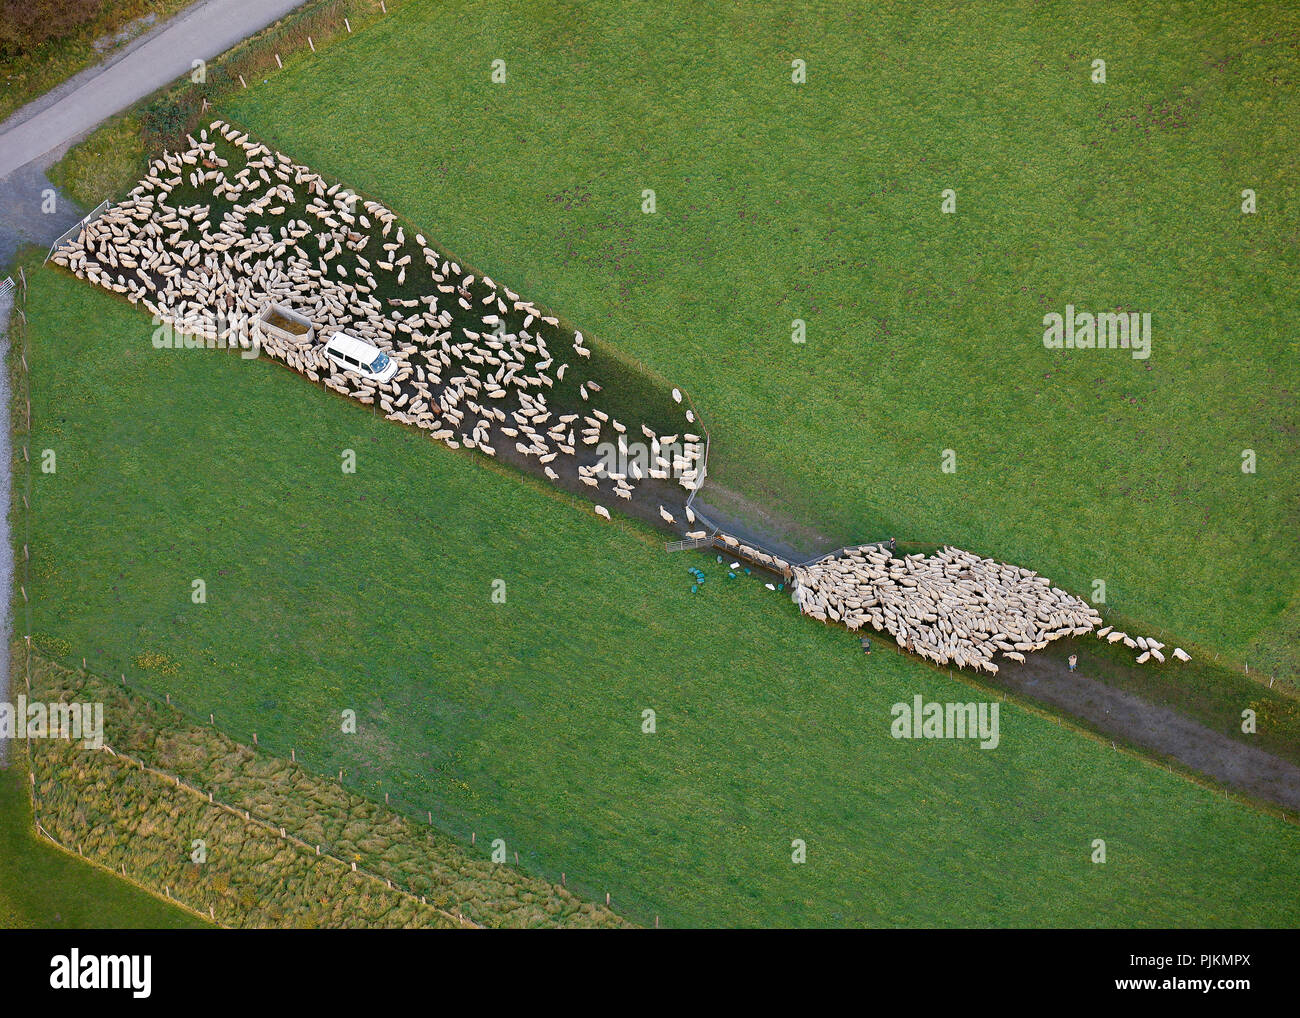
[998, 645, 1300, 814]
[691, 475, 1300, 816]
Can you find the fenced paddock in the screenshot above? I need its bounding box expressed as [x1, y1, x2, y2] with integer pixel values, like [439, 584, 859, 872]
[23, 643, 633, 929]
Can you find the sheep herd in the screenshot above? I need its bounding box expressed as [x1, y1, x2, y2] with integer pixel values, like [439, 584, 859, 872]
[48, 121, 1195, 678]
[792, 544, 1191, 673]
[49, 120, 703, 518]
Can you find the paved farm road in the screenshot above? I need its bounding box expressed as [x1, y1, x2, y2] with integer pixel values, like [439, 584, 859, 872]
[0, 0, 307, 267]
[0, 0, 307, 179]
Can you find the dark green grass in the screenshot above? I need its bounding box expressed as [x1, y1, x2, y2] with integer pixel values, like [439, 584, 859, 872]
[0, 751, 204, 929]
[218, 0, 1299, 678]
[23, 268, 1300, 927]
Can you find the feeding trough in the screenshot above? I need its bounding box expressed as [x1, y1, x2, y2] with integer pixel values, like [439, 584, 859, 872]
[255, 302, 315, 345]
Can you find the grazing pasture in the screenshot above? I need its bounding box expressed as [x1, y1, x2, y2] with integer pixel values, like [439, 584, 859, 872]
[219, 0, 1299, 679]
[21, 268, 1300, 927]
[26, 654, 626, 929]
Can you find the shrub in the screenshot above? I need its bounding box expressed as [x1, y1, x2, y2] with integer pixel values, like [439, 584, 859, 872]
[0, 0, 105, 61]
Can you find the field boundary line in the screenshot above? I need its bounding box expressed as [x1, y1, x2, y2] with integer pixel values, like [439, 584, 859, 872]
[28, 633, 634, 925]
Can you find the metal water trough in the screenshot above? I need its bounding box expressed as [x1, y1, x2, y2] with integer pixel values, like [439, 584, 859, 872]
[255, 302, 315, 344]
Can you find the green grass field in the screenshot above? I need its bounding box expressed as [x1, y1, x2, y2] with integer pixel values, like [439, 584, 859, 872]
[0, 753, 203, 928]
[216, 0, 1299, 679]
[22, 267, 1300, 927]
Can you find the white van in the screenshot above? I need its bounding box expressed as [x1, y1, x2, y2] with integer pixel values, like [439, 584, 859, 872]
[323, 331, 399, 383]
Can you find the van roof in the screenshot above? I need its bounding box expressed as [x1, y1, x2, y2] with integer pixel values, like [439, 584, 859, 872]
[325, 332, 381, 359]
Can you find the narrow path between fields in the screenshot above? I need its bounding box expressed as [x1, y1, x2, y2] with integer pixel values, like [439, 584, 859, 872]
[999, 646, 1300, 812]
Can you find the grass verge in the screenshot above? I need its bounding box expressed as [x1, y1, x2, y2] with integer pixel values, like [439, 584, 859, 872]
[27, 647, 630, 928]
[0, 0, 194, 125]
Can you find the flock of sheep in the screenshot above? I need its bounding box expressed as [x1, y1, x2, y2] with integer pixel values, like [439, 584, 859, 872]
[49, 121, 703, 517]
[791, 544, 1190, 673]
[49, 122, 1195, 679]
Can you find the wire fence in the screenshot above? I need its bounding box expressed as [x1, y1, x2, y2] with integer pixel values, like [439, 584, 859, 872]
[25, 639, 644, 921]
[13, 263, 36, 792]
[43, 200, 113, 265]
[28, 729, 480, 929]
[30, 644, 651, 923]
[29, 816, 216, 926]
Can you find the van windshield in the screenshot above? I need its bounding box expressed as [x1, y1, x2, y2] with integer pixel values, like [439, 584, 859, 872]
[369, 352, 391, 373]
